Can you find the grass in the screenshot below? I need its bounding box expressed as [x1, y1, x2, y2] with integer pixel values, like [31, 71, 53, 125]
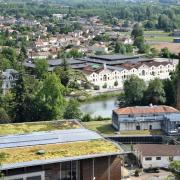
[0, 140, 120, 165]
[83, 120, 116, 134]
[145, 36, 174, 42]
[0, 120, 81, 135]
[144, 30, 170, 35]
[83, 120, 163, 135]
[120, 130, 163, 135]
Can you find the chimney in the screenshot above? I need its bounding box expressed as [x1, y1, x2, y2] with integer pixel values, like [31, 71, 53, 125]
[176, 53, 180, 110]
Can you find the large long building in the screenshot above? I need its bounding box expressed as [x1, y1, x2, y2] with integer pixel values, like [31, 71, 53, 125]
[0, 120, 122, 180]
[112, 105, 180, 135]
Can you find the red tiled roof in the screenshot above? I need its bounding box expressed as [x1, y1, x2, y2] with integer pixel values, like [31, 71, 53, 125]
[134, 144, 180, 156]
[113, 105, 179, 115]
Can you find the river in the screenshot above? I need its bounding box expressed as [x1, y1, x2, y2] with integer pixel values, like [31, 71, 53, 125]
[80, 97, 119, 118]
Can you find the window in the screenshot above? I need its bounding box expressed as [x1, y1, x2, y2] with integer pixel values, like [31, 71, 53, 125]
[145, 157, 152, 161]
[142, 70, 145, 76]
[156, 157, 161, 160]
[3, 172, 45, 180]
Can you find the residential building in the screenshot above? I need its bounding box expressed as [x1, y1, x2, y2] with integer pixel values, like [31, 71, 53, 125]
[0, 120, 122, 180]
[112, 105, 180, 135]
[82, 64, 124, 89]
[134, 144, 180, 169]
[1, 69, 18, 94]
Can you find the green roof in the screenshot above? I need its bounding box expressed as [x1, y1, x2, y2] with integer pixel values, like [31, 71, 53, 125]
[0, 120, 81, 135]
[0, 139, 120, 165]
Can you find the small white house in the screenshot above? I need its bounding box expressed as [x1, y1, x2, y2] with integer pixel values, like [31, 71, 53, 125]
[134, 144, 180, 169]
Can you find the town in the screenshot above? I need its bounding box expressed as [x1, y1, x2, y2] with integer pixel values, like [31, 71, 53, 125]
[0, 0, 180, 180]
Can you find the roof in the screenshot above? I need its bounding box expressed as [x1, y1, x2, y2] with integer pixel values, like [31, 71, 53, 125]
[0, 128, 102, 149]
[0, 120, 81, 136]
[0, 120, 122, 170]
[113, 105, 179, 115]
[0, 139, 120, 170]
[134, 144, 180, 156]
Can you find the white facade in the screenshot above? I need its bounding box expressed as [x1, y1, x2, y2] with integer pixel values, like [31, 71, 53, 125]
[85, 67, 123, 89]
[141, 155, 180, 169]
[84, 60, 176, 90]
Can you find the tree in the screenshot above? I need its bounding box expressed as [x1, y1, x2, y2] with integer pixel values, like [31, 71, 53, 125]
[131, 24, 143, 39]
[163, 79, 176, 106]
[169, 161, 180, 180]
[144, 78, 166, 105]
[55, 59, 70, 87]
[0, 107, 11, 124]
[35, 59, 48, 80]
[123, 76, 146, 105]
[134, 36, 145, 53]
[37, 73, 66, 120]
[160, 48, 171, 58]
[64, 99, 82, 119]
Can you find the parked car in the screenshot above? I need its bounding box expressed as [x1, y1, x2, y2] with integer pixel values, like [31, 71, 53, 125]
[144, 167, 160, 173]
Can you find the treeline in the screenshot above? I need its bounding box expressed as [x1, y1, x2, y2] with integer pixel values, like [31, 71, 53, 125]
[119, 70, 178, 107]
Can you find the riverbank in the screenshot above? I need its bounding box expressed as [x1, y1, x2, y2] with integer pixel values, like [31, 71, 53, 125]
[79, 91, 121, 103]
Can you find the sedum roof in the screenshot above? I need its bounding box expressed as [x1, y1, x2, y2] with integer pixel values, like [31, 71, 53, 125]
[0, 139, 120, 166]
[0, 120, 81, 136]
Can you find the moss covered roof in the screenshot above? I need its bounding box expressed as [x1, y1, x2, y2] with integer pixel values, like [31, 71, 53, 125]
[0, 120, 81, 135]
[0, 139, 120, 165]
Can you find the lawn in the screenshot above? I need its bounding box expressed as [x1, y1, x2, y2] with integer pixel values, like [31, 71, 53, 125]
[145, 36, 174, 42]
[0, 120, 81, 135]
[83, 120, 116, 134]
[83, 120, 163, 135]
[144, 30, 170, 35]
[120, 130, 163, 135]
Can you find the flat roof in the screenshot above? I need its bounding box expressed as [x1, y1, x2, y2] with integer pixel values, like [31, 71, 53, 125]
[0, 120, 81, 136]
[0, 128, 102, 149]
[89, 54, 144, 61]
[0, 139, 121, 170]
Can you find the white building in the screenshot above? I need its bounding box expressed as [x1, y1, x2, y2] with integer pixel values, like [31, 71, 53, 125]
[134, 144, 180, 169]
[82, 64, 123, 89]
[112, 105, 180, 135]
[82, 60, 176, 90]
[1, 69, 18, 94]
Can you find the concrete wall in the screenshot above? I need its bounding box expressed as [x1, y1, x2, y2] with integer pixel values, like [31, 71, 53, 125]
[119, 121, 161, 131]
[141, 156, 180, 169]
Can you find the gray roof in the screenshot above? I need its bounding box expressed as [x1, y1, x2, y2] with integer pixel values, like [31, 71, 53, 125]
[0, 128, 102, 149]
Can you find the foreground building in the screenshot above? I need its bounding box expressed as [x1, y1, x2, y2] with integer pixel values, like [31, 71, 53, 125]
[0, 120, 122, 180]
[134, 144, 180, 169]
[112, 105, 180, 135]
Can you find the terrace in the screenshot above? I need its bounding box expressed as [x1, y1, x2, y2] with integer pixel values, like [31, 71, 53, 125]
[0, 120, 81, 136]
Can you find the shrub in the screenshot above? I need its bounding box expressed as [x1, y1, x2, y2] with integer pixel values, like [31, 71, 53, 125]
[114, 81, 118, 86]
[81, 114, 92, 122]
[102, 83, 107, 89]
[94, 85, 100, 90]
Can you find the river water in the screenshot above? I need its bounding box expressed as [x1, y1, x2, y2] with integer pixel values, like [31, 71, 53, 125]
[80, 97, 119, 118]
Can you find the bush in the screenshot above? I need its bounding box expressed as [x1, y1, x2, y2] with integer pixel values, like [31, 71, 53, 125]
[102, 83, 107, 89]
[94, 85, 100, 90]
[81, 114, 92, 122]
[114, 81, 118, 86]
[0, 108, 11, 124]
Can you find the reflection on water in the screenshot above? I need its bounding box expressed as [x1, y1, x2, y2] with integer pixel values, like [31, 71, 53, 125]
[80, 97, 118, 118]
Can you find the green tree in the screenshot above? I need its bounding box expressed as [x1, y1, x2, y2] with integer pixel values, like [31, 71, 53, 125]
[134, 36, 145, 53]
[35, 59, 48, 80]
[64, 99, 82, 119]
[0, 107, 11, 124]
[131, 24, 143, 39]
[144, 78, 166, 105]
[37, 73, 66, 120]
[123, 76, 146, 105]
[169, 161, 180, 180]
[160, 48, 171, 58]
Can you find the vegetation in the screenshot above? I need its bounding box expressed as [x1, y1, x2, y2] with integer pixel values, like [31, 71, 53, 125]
[83, 120, 116, 134]
[0, 139, 120, 164]
[169, 161, 180, 179]
[0, 120, 80, 135]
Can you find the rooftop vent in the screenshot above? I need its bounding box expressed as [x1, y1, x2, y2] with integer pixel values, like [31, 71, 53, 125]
[36, 150, 45, 155]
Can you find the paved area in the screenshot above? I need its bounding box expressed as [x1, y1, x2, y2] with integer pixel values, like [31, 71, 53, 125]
[129, 170, 174, 180]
